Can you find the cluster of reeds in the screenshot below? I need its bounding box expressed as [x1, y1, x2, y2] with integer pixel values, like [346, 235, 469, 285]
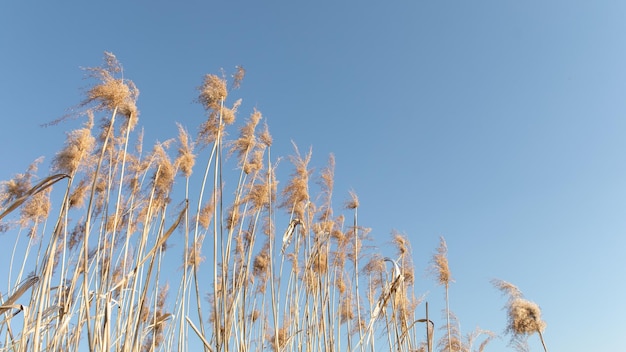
[0, 53, 547, 352]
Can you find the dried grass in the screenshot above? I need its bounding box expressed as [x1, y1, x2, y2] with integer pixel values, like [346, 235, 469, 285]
[0, 53, 549, 352]
[493, 279, 548, 351]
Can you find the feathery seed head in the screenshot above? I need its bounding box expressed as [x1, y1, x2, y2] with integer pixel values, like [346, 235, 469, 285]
[103, 51, 122, 74]
[392, 232, 410, 256]
[232, 65, 245, 89]
[509, 298, 546, 335]
[198, 74, 227, 112]
[492, 279, 523, 300]
[104, 212, 126, 235]
[312, 220, 334, 238]
[249, 309, 261, 323]
[68, 222, 85, 251]
[253, 244, 271, 293]
[1, 157, 43, 206]
[493, 279, 546, 338]
[345, 190, 359, 209]
[84, 53, 139, 124]
[429, 236, 452, 286]
[280, 143, 312, 220]
[151, 140, 176, 202]
[311, 250, 328, 274]
[197, 198, 215, 230]
[336, 273, 347, 294]
[221, 98, 241, 125]
[20, 187, 51, 231]
[331, 226, 346, 244]
[320, 154, 335, 197]
[259, 122, 273, 147]
[253, 244, 271, 277]
[401, 260, 415, 285]
[303, 269, 320, 293]
[185, 237, 206, 269]
[197, 118, 219, 146]
[269, 325, 289, 351]
[232, 109, 262, 167]
[246, 181, 272, 212]
[53, 125, 95, 175]
[175, 124, 196, 177]
[226, 205, 240, 230]
[332, 246, 347, 269]
[243, 149, 264, 174]
[339, 295, 354, 323]
[363, 255, 386, 277]
[1, 175, 30, 206]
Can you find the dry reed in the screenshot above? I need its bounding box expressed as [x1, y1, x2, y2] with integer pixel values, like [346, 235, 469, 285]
[493, 279, 549, 352]
[0, 52, 550, 352]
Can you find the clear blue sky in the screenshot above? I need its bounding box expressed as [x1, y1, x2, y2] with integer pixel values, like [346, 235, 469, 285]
[2, 1, 626, 350]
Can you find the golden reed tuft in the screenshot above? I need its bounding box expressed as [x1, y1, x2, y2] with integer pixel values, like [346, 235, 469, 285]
[83, 52, 139, 128]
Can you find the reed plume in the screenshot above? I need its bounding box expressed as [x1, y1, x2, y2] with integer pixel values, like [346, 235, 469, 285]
[492, 279, 548, 352]
[429, 236, 454, 352]
[82, 52, 139, 128]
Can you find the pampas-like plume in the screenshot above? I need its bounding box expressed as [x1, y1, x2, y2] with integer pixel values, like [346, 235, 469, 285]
[184, 235, 206, 269]
[280, 143, 312, 220]
[52, 119, 95, 176]
[175, 123, 196, 178]
[231, 66, 245, 90]
[430, 237, 452, 286]
[83, 52, 140, 127]
[198, 74, 227, 112]
[492, 279, 548, 352]
[0, 157, 43, 207]
[345, 190, 359, 209]
[259, 122, 273, 147]
[429, 236, 454, 352]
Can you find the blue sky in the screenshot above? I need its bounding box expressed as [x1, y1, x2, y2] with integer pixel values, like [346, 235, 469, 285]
[2, 1, 626, 350]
